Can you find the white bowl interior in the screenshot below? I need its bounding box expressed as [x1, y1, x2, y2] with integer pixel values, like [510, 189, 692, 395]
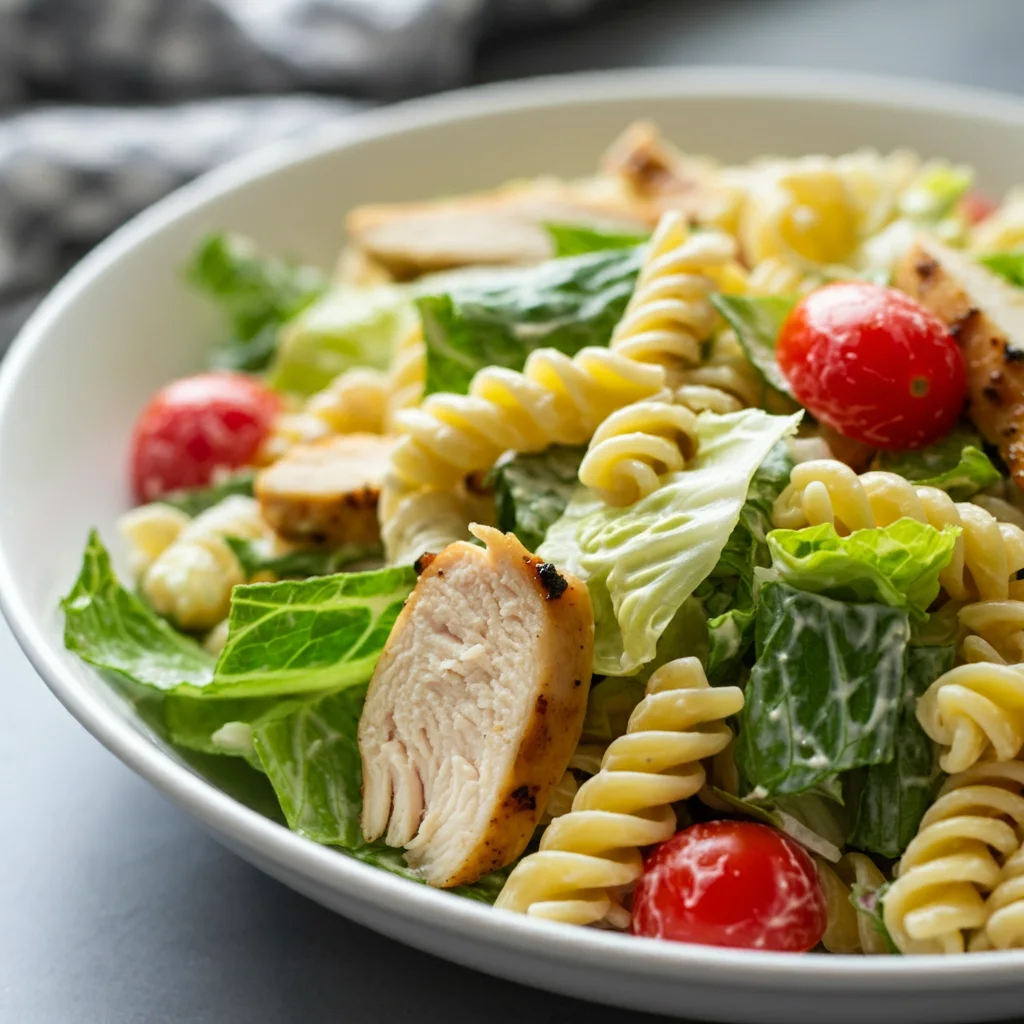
[6, 70, 1024, 1023]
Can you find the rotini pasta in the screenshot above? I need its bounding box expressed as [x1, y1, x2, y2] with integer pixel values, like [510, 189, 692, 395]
[385, 322, 426, 431]
[119, 502, 191, 577]
[884, 760, 1024, 954]
[816, 853, 889, 954]
[494, 658, 744, 929]
[959, 601, 1024, 665]
[577, 399, 699, 506]
[139, 495, 270, 631]
[380, 486, 492, 566]
[970, 841, 1024, 951]
[773, 460, 1024, 602]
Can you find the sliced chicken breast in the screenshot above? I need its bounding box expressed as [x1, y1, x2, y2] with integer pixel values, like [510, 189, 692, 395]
[894, 238, 1024, 489]
[255, 433, 396, 547]
[358, 524, 594, 888]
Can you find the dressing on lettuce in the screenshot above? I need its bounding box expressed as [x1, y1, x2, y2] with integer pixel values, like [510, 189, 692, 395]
[709, 294, 797, 401]
[539, 409, 801, 675]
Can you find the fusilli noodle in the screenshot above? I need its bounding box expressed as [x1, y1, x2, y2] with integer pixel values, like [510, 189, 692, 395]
[386, 322, 426, 431]
[773, 460, 1024, 602]
[380, 486, 492, 566]
[959, 601, 1024, 665]
[884, 760, 1024, 954]
[119, 502, 191, 577]
[816, 853, 889, 954]
[971, 841, 1024, 950]
[494, 658, 744, 929]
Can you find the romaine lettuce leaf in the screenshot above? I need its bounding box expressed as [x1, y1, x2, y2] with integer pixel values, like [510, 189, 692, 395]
[162, 470, 255, 518]
[268, 283, 416, 395]
[224, 537, 381, 581]
[979, 249, 1024, 288]
[545, 223, 650, 257]
[539, 409, 801, 675]
[205, 566, 416, 697]
[490, 445, 586, 553]
[767, 519, 958, 620]
[62, 531, 215, 691]
[709, 294, 797, 400]
[871, 425, 1001, 500]
[417, 245, 645, 396]
[736, 582, 910, 797]
[187, 233, 326, 372]
[848, 643, 953, 858]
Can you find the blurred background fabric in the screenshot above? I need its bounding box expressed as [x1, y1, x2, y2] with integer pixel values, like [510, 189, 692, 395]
[0, 0, 603, 304]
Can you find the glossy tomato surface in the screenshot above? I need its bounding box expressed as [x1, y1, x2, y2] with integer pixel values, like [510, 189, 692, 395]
[776, 281, 965, 450]
[130, 371, 280, 502]
[632, 821, 827, 953]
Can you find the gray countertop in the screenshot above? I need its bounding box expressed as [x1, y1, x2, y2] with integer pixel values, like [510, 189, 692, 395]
[6, 1, 1024, 1021]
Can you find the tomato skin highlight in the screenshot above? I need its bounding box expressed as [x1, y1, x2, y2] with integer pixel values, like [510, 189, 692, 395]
[961, 191, 997, 226]
[130, 372, 280, 503]
[631, 821, 827, 953]
[776, 282, 966, 450]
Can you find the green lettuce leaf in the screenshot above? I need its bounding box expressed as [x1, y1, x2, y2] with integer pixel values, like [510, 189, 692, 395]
[709, 294, 797, 400]
[848, 643, 953, 858]
[736, 582, 910, 797]
[268, 284, 416, 395]
[539, 409, 801, 675]
[187, 233, 326, 372]
[979, 250, 1024, 288]
[545, 223, 650, 257]
[417, 245, 645, 396]
[161, 470, 255, 518]
[490, 445, 586, 553]
[204, 566, 416, 697]
[62, 531, 215, 691]
[224, 537, 382, 581]
[851, 882, 901, 955]
[900, 162, 973, 224]
[871, 425, 1001, 500]
[767, 519, 958, 620]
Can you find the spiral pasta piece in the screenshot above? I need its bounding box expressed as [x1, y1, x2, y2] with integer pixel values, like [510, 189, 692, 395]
[773, 460, 1024, 602]
[577, 399, 699, 506]
[816, 853, 889, 955]
[959, 601, 1024, 665]
[385, 322, 426, 431]
[495, 658, 744, 929]
[884, 760, 1024, 954]
[386, 346, 666, 492]
[380, 487, 491, 567]
[970, 842, 1024, 951]
[119, 502, 191, 577]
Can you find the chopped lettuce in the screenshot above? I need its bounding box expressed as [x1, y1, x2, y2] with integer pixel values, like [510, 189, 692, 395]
[490, 445, 586, 553]
[205, 566, 416, 697]
[871, 425, 1001, 500]
[187, 233, 326, 372]
[545, 223, 650, 257]
[417, 246, 645, 396]
[164, 693, 284, 760]
[162, 470, 255, 518]
[225, 537, 382, 581]
[979, 249, 1024, 288]
[62, 531, 215, 691]
[848, 643, 953, 858]
[899, 162, 973, 224]
[736, 582, 910, 797]
[539, 409, 801, 675]
[767, 520, 959, 620]
[268, 283, 416, 395]
[709, 294, 797, 400]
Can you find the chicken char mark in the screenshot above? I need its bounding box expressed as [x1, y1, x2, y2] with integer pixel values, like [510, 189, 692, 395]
[358, 525, 593, 888]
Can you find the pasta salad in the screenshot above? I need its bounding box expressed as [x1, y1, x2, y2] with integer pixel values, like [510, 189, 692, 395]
[62, 121, 1024, 955]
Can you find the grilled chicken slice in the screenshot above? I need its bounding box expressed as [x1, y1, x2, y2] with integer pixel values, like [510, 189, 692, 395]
[894, 238, 1024, 489]
[358, 524, 594, 887]
[345, 180, 648, 280]
[255, 433, 396, 546]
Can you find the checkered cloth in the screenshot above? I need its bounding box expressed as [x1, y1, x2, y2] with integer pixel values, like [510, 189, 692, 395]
[0, 0, 600, 315]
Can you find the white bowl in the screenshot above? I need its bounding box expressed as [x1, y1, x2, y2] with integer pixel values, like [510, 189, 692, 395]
[4, 68, 1024, 1024]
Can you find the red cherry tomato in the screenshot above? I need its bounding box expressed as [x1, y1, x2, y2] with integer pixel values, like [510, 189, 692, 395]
[776, 282, 966, 450]
[961, 190, 997, 226]
[632, 821, 827, 953]
[130, 371, 280, 502]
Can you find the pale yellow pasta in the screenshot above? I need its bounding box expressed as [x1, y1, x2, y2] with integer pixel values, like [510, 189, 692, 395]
[745, 256, 818, 297]
[380, 486, 492, 567]
[676, 330, 766, 413]
[773, 460, 1024, 602]
[959, 601, 1024, 665]
[495, 658, 743, 929]
[385, 322, 426, 431]
[970, 186, 1024, 253]
[970, 842, 1024, 950]
[884, 761, 1024, 954]
[816, 853, 889, 955]
[540, 771, 579, 825]
[119, 502, 191, 577]
[141, 495, 270, 631]
[577, 399, 699, 506]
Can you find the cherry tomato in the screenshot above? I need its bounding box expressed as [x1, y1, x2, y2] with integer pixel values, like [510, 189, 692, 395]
[776, 281, 965, 450]
[631, 821, 827, 953]
[961, 190, 997, 226]
[130, 372, 280, 502]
